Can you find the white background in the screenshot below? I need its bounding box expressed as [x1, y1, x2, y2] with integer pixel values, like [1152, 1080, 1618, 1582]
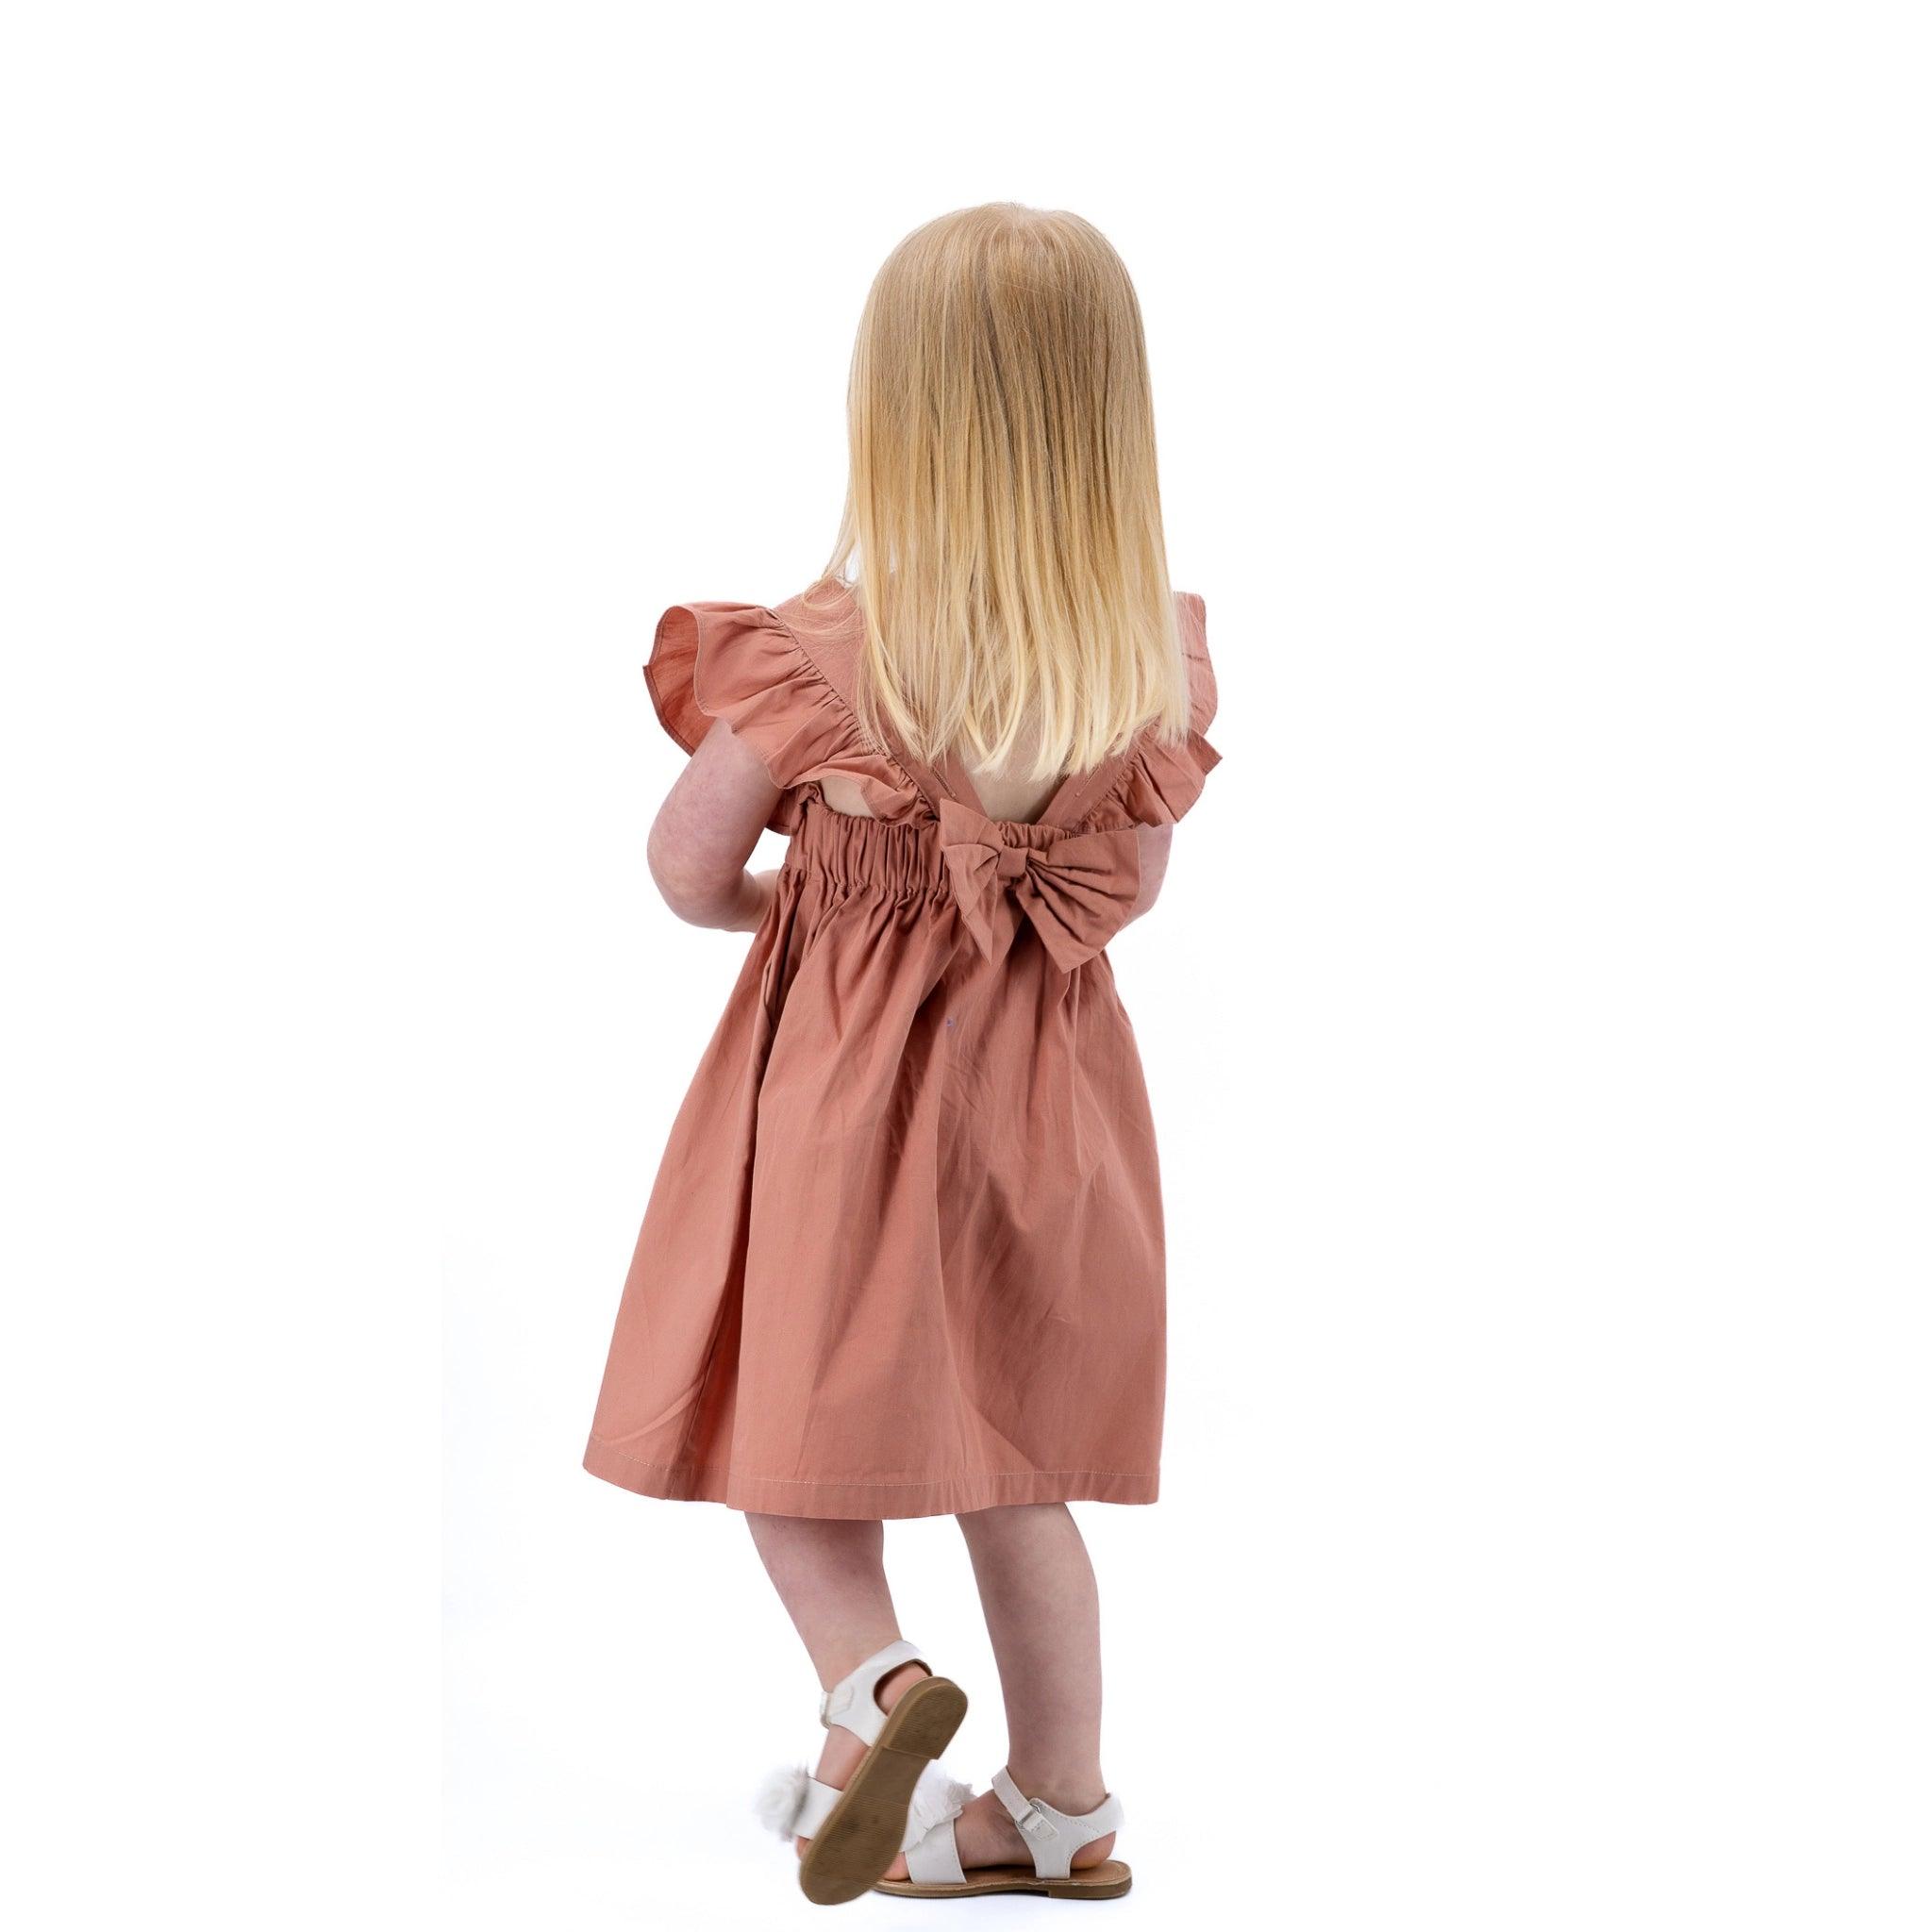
[3, 4, 1927, 1929]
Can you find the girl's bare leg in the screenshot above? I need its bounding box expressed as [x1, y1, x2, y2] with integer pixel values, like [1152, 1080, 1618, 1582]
[744, 1512, 929, 1850]
[881, 1501, 1117, 1878]
[959, 1501, 1108, 1809]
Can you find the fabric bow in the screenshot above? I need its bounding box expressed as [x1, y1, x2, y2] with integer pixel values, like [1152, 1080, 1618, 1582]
[938, 798, 1141, 975]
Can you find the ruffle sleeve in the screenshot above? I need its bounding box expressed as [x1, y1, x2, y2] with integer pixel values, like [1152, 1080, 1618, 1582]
[1100, 591, 1223, 826]
[644, 600, 909, 833]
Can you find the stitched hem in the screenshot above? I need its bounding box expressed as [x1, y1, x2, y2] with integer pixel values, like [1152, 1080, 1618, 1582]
[582, 1438, 1159, 1519]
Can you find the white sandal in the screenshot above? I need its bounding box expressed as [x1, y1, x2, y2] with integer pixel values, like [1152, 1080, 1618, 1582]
[880, 1764, 1131, 1900]
[753, 1639, 970, 1907]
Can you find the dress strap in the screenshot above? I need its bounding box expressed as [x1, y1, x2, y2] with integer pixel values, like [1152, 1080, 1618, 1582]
[1034, 749, 1134, 831]
[769, 582, 965, 821]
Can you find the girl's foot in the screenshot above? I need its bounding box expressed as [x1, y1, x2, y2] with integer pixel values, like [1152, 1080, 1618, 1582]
[880, 1781, 1116, 1879]
[881, 1766, 1130, 1900]
[795, 1658, 930, 1857]
[754, 1639, 970, 1907]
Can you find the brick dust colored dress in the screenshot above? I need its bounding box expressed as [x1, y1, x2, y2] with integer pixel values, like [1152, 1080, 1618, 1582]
[583, 579, 1219, 1518]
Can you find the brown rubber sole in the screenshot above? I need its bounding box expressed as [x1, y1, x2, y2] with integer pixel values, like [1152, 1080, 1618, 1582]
[874, 1857, 1133, 1901]
[796, 1674, 969, 1907]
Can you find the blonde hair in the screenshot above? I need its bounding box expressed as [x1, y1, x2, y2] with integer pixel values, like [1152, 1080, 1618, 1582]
[824, 203, 1188, 781]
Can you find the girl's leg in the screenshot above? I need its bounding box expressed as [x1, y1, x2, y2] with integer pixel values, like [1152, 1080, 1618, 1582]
[744, 1512, 930, 1840]
[958, 1502, 1108, 1811]
[904, 1502, 1115, 1875]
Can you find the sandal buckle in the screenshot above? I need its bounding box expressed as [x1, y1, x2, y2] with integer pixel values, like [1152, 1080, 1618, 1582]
[1015, 1803, 1057, 1842]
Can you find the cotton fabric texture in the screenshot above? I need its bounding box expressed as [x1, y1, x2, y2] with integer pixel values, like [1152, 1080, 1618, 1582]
[584, 580, 1219, 1518]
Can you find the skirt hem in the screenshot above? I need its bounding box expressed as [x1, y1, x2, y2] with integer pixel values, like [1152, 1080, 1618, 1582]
[581, 1438, 1158, 1519]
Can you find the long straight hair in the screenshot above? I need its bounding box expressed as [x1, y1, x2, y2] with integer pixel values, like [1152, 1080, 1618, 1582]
[823, 204, 1189, 781]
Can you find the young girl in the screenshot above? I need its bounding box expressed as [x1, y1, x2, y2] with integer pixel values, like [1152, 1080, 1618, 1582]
[585, 203, 1219, 1905]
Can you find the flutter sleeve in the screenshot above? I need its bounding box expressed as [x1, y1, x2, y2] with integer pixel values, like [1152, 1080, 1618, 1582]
[644, 600, 905, 833]
[1104, 591, 1223, 825]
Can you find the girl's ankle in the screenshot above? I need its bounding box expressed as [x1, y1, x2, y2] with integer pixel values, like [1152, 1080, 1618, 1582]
[1005, 1767, 1108, 1817]
[874, 1659, 930, 1712]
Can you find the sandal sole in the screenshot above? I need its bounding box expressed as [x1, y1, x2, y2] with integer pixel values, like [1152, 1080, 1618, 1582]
[797, 1675, 969, 1907]
[874, 1857, 1134, 1901]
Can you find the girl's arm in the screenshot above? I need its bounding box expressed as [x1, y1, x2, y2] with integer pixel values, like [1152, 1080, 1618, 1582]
[647, 718, 783, 931]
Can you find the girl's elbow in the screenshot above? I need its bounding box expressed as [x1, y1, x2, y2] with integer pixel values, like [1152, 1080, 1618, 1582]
[648, 826, 737, 926]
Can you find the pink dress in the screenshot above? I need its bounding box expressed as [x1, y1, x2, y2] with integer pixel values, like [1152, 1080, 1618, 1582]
[584, 578, 1219, 1517]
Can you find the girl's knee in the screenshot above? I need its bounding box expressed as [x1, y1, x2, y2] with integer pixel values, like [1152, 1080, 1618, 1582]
[956, 1501, 1071, 1536]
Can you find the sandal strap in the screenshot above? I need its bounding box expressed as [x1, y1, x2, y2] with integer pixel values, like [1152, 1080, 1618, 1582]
[756, 1766, 846, 1843]
[818, 1638, 925, 1745]
[991, 1767, 1125, 1881]
[904, 1812, 967, 1885]
[777, 1772, 961, 1851]
[792, 1775, 841, 1840]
